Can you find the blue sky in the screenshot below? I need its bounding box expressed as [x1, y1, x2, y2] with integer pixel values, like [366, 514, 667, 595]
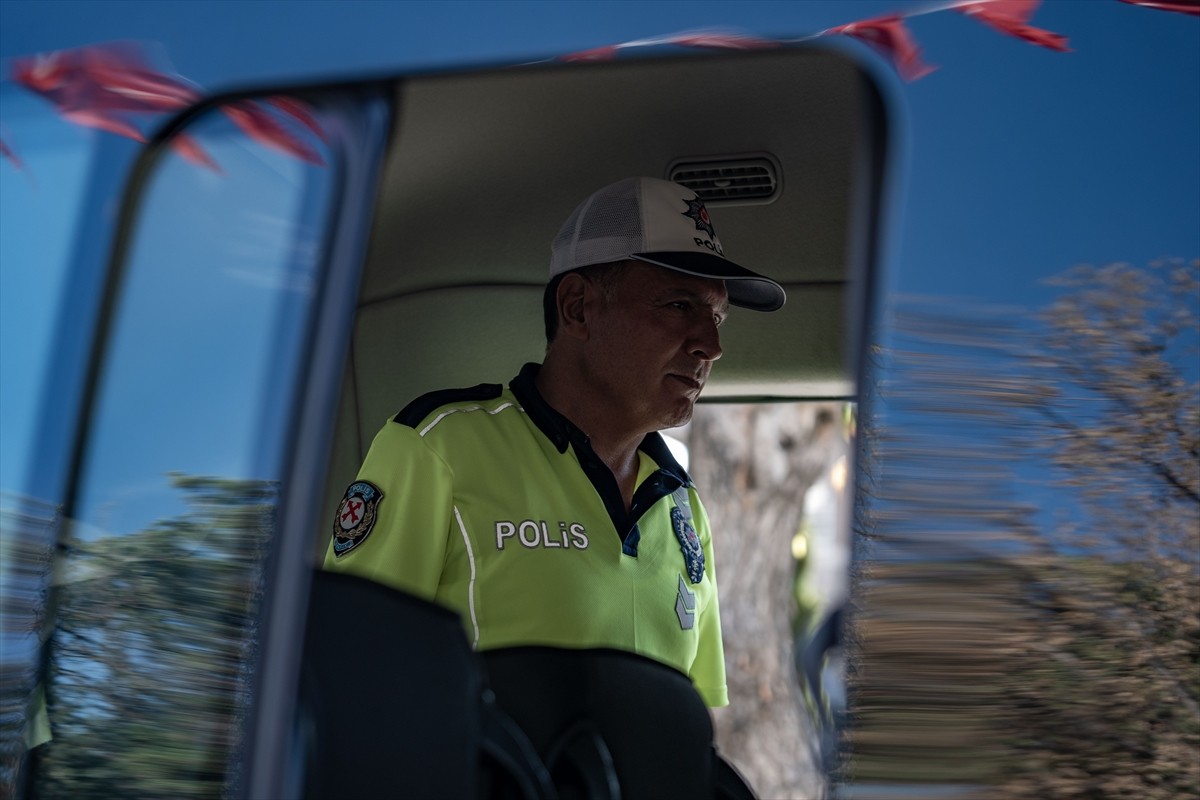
[1, 0, 1198, 535]
[3, 0, 1195, 300]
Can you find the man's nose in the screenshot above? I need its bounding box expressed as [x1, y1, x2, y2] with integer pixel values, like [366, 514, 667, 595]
[689, 317, 724, 362]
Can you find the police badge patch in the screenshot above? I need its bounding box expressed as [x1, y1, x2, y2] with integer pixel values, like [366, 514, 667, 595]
[681, 196, 716, 239]
[671, 506, 705, 585]
[332, 481, 383, 557]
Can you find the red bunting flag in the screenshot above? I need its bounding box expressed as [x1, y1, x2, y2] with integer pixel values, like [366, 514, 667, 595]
[171, 133, 223, 173]
[266, 96, 328, 142]
[958, 0, 1040, 26]
[1117, 0, 1200, 15]
[58, 107, 148, 141]
[8, 42, 326, 171]
[10, 44, 185, 155]
[9, 42, 200, 115]
[957, 0, 1072, 52]
[827, 15, 937, 82]
[222, 101, 325, 166]
[1, 134, 25, 171]
[559, 45, 620, 62]
[663, 32, 780, 50]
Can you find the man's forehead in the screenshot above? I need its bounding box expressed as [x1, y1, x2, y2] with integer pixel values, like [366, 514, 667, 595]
[627, 262, 730, 307]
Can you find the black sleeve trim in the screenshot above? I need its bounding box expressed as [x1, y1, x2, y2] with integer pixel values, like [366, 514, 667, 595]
[392, 383, 504, 428]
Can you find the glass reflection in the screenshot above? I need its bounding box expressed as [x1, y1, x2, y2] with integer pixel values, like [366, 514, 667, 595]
[846, 260, 1200, 799]
[32, 98, 333, 798]
[0, 494, 57, 792]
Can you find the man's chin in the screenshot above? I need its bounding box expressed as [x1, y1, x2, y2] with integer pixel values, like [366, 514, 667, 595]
[659, 400, 697, 431]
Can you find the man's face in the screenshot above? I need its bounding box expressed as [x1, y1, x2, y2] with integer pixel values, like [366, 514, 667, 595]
[583, 261, 729, 433]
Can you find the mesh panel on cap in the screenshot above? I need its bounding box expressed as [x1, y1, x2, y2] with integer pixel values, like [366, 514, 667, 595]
[551, 178, 647, 273]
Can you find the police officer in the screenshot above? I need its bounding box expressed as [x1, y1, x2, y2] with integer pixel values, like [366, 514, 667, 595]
[324, 176, 785, 709]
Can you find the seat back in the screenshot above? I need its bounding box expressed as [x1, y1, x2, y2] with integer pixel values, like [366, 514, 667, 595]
[481, 647, 718, 799]
[299, 571, 554, 799]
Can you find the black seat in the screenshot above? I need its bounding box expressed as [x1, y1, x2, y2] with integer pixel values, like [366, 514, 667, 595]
[713, 755, 756, 800]
[481, 647, 755, 800]
[298, 570, 555, 799]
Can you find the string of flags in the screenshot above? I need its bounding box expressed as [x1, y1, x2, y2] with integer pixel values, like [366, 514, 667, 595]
[824, 0, 1072, 82]
[2, 0, 1197, 175]
[560, 0, 1195, 78]
[1116, 0, 1200, 14]
[823, 0, 1071, 82]
[4, 40, 326, 174]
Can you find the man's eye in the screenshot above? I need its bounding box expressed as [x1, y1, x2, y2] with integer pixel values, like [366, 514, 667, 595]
[669, 301, 689, 311]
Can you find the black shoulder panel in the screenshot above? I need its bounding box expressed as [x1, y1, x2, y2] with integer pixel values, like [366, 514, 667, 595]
[392, 383, 504, 429]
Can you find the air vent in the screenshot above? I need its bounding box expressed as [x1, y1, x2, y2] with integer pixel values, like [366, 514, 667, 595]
[667, 155, 781, 205]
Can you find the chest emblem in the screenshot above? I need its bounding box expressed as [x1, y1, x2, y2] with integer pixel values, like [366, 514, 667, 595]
[332, 480, 383, 557]
[671, 505, 705, 585]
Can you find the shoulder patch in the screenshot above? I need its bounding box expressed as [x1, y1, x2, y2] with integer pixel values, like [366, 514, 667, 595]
[671, 487, 704, 584]
[672, 507, 705, 584]
[332, 481, 383, 557]
[393, 383, 504, 429]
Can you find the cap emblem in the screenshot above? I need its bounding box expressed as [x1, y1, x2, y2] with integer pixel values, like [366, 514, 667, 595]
[681, 196, 716, 239]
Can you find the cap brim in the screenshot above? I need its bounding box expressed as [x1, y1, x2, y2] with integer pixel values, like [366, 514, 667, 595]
[631, 251, 786, 312]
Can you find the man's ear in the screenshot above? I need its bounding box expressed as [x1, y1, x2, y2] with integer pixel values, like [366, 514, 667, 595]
[556, 273, 590, 341]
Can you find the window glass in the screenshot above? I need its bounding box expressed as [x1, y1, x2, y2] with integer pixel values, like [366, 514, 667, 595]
[848, 268, 1200, 797]
[0, 84, 138, 796]
[32, 99, 336, 798]
[0, 85, 94, 495]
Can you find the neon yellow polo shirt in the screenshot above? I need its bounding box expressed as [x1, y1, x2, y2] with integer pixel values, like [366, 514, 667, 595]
[323, 362, 728, 707]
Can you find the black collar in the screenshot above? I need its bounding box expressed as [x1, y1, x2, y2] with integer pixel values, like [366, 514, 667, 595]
[509, 362, 692, 486]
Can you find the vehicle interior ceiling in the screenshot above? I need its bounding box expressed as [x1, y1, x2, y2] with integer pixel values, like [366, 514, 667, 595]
[313, 45, 889, 553]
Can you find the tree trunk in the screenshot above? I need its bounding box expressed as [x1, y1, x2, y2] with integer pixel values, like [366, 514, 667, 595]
[687, 402, 844, 800]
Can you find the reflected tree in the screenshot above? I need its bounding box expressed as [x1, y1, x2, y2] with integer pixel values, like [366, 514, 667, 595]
[845, 259, 1199, 799]
[35, 475, 275, 799]
[1003, 260, 1199, 798]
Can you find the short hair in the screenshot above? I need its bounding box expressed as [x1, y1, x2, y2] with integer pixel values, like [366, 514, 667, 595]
[543, 260, 631, 343]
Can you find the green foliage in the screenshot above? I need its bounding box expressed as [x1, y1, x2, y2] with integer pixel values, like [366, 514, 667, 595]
[35, 475, 275, 799]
